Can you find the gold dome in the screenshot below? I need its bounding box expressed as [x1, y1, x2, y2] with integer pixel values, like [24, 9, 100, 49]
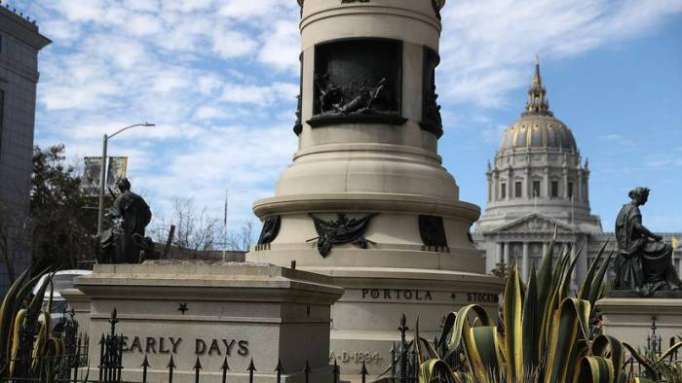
[500, 115, 577, 152]
[500, 61, 577, 153]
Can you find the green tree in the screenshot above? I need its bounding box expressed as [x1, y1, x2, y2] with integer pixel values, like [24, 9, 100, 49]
[30, 145, 95, 271]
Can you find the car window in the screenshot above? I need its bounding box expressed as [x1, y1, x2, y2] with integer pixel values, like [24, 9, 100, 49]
[50, 300, 68, 314]
[51, 274, 79, 291]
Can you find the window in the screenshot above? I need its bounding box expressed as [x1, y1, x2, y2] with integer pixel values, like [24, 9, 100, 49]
[532, 181, 541, 198]
[515, 181, 523, 198]
[551, 181, 559, 198]
[500, 183, 507, 199]
[568, 182, 574, 199]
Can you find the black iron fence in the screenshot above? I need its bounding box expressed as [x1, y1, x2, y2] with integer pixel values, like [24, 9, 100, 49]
[78, 309, 405, 383]
[7, 309, 680, 383]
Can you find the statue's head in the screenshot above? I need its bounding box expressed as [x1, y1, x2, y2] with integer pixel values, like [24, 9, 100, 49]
[117, 177, 131, 193]
[628, 187, 650, 206]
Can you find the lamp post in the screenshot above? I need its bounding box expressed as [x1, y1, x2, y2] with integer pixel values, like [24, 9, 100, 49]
[96, 122, 155, 237]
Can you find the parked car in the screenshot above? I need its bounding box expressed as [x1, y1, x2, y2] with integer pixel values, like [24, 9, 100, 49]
[32, 269, 92, 329]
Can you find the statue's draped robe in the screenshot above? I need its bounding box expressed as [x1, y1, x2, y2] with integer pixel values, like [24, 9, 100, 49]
[614, 203, 679, 292]
[111, 191, 152, 263]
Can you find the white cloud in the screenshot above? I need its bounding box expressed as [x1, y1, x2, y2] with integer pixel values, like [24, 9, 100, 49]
[258, 20, 300, 72]
[220, 82, 298, 106]
[13, 0, 682, 238]
[438, 0, 682, 106]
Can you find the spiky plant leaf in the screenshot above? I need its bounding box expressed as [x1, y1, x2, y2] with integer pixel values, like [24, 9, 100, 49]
[503, 264, 523, 381]
[544, 298, 590, 383]
[591, 335, 625, 383]
[575, 356, 615, 383]
[462, 326, 502, 383]
[622, 343, 658, 380]
[589, 249, 615, 306]
[443, 305, 492, 356]
[522, 264, 540, 374]
[419, 358, 456, 383]
[578, 241, 609, 300]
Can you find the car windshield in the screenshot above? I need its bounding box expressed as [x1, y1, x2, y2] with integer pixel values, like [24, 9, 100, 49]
[51, 274, 80, 291]
[51, 300, 68, 314]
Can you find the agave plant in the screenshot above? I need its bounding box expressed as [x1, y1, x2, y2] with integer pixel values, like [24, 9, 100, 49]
[623, 342, 682, 383]
[0, 269, 70, 382]
[414, 238, 646, 383]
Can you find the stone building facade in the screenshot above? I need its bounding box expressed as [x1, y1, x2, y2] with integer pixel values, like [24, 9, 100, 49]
[473, 63, 682, 286]
[0, 5, 50, 291]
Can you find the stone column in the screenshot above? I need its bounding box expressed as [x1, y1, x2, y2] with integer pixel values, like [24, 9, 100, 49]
[522, 242, 529, 281]
[577, 170, 583, 202]
[496, 242, 503, 266]
[563, 168, 569, 199]
[543, 167, 550, 198]
[503, 242, 510, 266]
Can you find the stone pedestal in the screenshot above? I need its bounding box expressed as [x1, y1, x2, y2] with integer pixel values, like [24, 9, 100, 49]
[246, 2, 505, 381]
[597, 298, 682, 349]
[72, 261, 343, 383]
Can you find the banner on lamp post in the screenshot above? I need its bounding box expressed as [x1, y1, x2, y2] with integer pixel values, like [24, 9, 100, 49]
[82, 156, 128, 197]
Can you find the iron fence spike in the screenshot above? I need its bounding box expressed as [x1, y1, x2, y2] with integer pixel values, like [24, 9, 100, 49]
[247, 358, 256, 372]
[221, 356, 229, 383]
[305, 360, 311, 383]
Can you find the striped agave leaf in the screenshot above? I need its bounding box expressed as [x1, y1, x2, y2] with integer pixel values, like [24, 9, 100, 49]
[503, 264, 523, 381]
[463, 326, 502, 383]
[575, 356, 615, 383]
[591, 335, 625, 383]
[544, 298, 591, 383]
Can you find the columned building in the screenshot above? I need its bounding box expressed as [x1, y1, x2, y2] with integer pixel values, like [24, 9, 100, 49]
[473, 63, 681, 285]
[0, 5, 50, 291]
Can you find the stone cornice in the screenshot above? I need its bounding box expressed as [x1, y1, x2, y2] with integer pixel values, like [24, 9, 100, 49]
[0, 7, 51, 50]
[253, 193, 481, 221]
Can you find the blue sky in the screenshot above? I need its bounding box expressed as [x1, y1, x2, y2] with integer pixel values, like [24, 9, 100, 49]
[10, 0, 682, 239]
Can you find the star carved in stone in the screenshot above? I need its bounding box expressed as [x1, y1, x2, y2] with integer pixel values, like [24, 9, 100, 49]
[178, 303, 189, 315]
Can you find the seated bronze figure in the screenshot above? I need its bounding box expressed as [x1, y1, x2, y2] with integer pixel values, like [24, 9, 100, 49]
[613, 187, 681, 296]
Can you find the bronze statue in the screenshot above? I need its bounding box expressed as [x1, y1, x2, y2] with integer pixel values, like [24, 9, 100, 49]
[308, 213, 377, 257]
[100, 178, 153, 264]
[614, 187, 681, 296]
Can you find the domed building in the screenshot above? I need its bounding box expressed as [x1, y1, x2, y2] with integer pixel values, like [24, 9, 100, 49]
[474, 62, 682, 285]
[468, 64, 594, 287]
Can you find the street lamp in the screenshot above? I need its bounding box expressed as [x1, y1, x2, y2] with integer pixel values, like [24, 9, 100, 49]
[96, 122, 156, 237]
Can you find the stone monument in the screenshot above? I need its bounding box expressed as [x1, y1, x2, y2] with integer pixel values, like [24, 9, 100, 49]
[70, 262, 343, 382]
[598, 187, 682, 347]
[247, 0, 503, 379]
